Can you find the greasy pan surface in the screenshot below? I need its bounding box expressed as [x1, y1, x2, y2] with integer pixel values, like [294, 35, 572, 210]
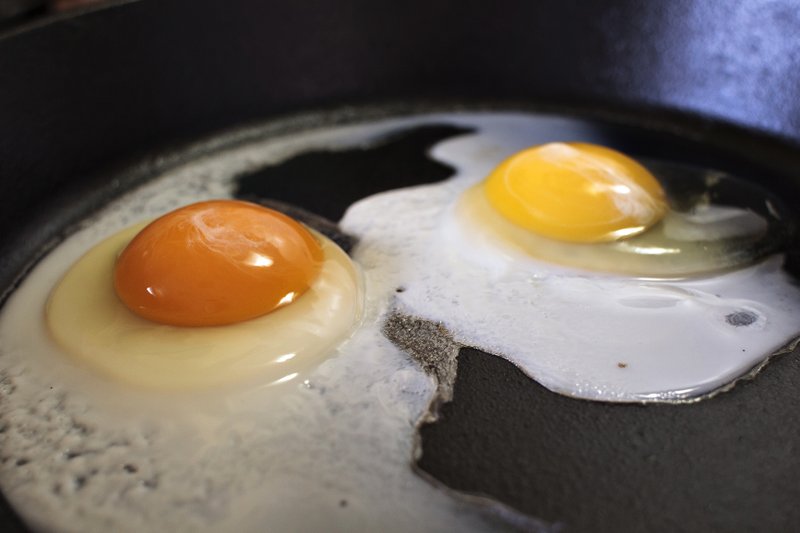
[2, 1, 800, 531]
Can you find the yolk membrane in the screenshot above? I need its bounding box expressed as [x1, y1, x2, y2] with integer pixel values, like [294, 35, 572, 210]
[484, 142, 668, 243]
[114, 200, 324, 327]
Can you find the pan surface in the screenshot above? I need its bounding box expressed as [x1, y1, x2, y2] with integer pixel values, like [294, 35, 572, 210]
[2, 1, 800, 531]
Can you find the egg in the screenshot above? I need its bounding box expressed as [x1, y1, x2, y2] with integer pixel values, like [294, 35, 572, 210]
[468, 142, 783, 277]
[346, 131, 800, 402]
[47, 200, 363, 390]
[0, 112, 798, 532]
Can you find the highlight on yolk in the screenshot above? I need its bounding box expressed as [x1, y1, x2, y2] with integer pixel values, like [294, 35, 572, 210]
[484, 142, 668, 243]
[113, 200, 324, 327]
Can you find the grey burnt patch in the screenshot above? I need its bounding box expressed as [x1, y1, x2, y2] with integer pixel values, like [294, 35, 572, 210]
[383, 311, 460, 404]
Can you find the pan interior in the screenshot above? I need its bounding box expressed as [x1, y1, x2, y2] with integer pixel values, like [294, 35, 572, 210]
[0, 106, 799, 533]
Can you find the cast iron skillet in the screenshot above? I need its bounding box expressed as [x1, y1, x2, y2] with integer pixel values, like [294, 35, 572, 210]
[2, 1, 800, 531]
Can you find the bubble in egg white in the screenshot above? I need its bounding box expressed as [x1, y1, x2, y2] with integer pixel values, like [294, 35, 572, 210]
[0, 111, 798, 533]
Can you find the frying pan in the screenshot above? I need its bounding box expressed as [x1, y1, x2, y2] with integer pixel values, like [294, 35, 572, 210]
[2, 0, 800, 531]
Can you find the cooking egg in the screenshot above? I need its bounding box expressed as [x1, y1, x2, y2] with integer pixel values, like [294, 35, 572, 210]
[345, 134, 800, 402]
[47, 200, 363, 390]
[468, 142, 784, 277]
[1, 112, 799, 533]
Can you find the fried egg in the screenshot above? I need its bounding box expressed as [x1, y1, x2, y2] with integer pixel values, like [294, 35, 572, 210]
[470, 142, 782, 277]
[47, 200, 363, 390]
[345, 131, 800, 402]
[0, 112, 798, 533]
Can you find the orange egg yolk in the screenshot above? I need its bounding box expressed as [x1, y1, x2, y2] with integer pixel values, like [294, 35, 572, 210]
[113, 200, 324, 327]
[484, 142, 668, 243]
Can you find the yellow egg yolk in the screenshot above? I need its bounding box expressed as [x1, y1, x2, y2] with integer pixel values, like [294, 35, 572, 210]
[113, 200, 324, 327]
[484, 142, 668, 243]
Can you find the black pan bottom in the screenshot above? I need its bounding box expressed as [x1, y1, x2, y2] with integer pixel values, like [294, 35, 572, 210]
[421, 345, 800, 533]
